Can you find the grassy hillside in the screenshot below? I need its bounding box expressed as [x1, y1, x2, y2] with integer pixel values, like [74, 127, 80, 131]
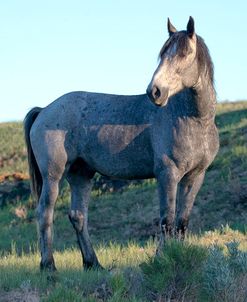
[0, 122, 27, 175]
[0, 101, 246, 301]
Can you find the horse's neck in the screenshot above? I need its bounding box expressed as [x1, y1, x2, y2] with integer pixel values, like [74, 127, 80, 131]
[191, 74, 216, 120]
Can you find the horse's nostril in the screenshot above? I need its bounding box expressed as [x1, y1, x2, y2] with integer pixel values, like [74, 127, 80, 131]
[152, 86, 161, 100]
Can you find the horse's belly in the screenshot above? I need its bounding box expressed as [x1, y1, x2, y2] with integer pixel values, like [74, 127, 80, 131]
[79, 125, 154, 179]
[98, 157, 153, 180]
[83, 147, 154, 179]
[95, 162, 154, 180]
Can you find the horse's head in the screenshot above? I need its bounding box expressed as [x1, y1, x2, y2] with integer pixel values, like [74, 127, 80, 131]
[147, 17, 200, 107]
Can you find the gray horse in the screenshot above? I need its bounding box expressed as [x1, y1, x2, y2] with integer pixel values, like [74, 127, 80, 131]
[24, 17, 219, 271]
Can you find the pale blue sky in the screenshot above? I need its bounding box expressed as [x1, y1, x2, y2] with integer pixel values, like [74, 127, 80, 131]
[0, 0, 246, 122]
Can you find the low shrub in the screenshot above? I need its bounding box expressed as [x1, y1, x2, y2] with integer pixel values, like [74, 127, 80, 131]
[140, 240, 207, 301]
[202, 241, 247, 302]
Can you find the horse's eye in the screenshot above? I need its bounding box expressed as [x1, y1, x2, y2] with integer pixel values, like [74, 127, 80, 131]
[187, 47, 193, 55]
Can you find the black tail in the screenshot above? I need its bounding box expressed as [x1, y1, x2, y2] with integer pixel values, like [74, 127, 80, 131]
[24, 107, 43, 201]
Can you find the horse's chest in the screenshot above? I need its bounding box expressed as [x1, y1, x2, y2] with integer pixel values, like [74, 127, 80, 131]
[153, 119, 218, 174]
[172, 121, 218, 171]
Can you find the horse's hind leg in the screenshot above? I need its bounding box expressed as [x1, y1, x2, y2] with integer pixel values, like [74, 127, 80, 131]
[67, 163, 101, 270]
[31, 129, 68, 271]
[176, 172, 205, 239]
[37, 177, 60, 271]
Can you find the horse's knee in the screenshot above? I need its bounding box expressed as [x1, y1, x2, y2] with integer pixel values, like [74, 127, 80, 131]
[69, 210, 84, 232]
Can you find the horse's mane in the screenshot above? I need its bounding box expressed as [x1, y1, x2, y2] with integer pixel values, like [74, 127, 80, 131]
[159, 31, 214, 86]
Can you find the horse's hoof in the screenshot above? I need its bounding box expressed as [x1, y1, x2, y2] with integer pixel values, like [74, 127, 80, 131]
[40, 260, 57, 272]
[83, 262, 104, 271]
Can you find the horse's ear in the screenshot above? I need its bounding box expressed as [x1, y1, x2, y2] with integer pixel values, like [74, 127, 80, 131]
[167, 18, 177, 36]
[187, 16, 195, 38]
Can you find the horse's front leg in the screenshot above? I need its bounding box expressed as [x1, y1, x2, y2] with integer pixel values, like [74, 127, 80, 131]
[156, 167, 179, 249]
[176, 172, 205, 239]
[37, 178, 59, 271]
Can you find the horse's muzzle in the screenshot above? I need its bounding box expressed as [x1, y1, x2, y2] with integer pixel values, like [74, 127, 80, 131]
[146, 85, 169, 107]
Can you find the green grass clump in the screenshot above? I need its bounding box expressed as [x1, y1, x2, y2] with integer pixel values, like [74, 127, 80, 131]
[141, 240, 207, 301]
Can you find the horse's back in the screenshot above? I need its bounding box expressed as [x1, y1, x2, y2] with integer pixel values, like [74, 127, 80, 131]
[30, 91, 156, 179]
[33, 91, 152, 126]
